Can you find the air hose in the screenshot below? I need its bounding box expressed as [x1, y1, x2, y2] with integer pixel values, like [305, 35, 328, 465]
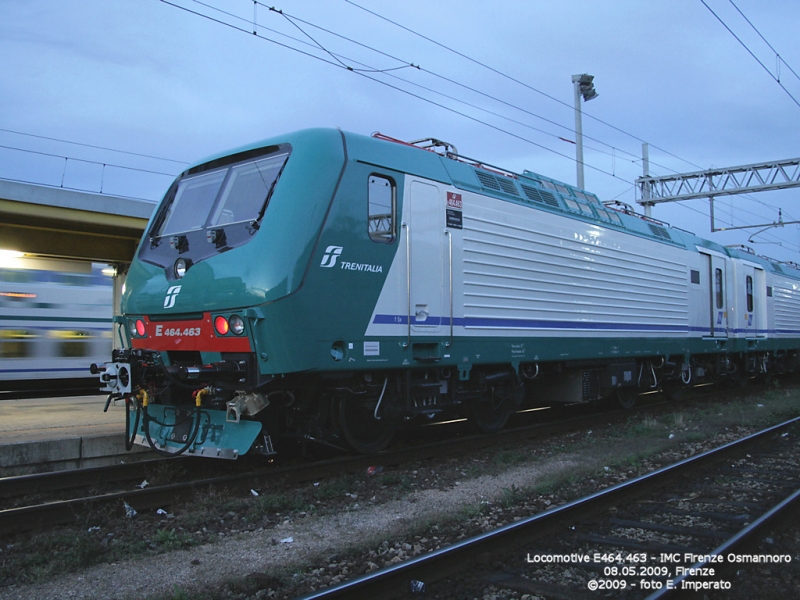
[124, 394, 141, 451]
[139, 388, 205, 457]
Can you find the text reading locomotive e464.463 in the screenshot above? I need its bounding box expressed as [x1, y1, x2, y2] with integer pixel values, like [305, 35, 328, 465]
[92, 128, 800, 459]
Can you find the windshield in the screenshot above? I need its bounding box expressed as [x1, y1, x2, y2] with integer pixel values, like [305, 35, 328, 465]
[156, 150, 290, 238]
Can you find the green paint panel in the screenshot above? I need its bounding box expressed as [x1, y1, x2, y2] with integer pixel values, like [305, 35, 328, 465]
[132, 404, 262, 459]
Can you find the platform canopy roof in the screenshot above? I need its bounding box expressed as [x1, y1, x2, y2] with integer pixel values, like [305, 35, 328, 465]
[0, 180, 154, 264]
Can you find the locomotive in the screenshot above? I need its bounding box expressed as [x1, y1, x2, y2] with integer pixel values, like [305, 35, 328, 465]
[93, 128, 800, 458]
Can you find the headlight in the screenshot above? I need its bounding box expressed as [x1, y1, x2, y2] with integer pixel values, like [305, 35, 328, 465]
[129, 318, 146, 337]
[174, 258, 187, 279]
[229, 314, 245, 335]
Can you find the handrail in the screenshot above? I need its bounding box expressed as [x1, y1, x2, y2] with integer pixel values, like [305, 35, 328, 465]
[445, 230, 453, 347]
[402, 222, 410, 348]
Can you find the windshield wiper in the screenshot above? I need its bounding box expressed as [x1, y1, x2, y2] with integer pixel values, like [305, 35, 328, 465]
[250, 162, 288, 231]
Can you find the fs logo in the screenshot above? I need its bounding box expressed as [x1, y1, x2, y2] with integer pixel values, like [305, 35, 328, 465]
[320, 246, 343, 268]
[163, 285, 182, 309]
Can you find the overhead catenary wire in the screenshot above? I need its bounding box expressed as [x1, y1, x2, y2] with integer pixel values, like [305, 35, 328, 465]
[260, 4, 644, 168]
[165, 0, 628, 183]
[5, 1, 794, 252]
[156, 0, 800, 253]
[257, 2, 648, 167]
[340, 0, 800, 249]
[700, 0, 800, 109]
[0, 144, 178, 178]
[344, 0, 707, 174]
[728, 0, 800, 85]
[286, 0, 800, 249]
[182, 0, 641, 173]
[0, 127, 189, 165]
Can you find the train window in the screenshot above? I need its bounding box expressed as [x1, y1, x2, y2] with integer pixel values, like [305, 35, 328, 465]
[715, 268, 724, 309]
[0, 329, 34, 359]
[368, 175, 395, 243]
[690, 270, 700, 284]
[767, 286, 773, 297]
[209, 153, 288, 227]
[155, 150, 290, 237]
[52, 330, 92, 358]
[746, 276, 754, 312]
[159, 169, 227, 236]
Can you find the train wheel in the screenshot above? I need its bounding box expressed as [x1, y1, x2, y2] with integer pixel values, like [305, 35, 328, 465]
[616, 387, 638, 409]
[662, 380, 687, 401]
[469, 381, 525, 434]
[468, 399, 511, 434]
[337, 395, 396, 454]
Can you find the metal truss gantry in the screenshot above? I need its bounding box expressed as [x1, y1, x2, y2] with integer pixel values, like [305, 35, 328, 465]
[637, 157, 800, 204]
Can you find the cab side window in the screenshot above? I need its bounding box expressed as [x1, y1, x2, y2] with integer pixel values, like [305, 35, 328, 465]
[368, 175, 395, 243]
[715, 268, 724, 309]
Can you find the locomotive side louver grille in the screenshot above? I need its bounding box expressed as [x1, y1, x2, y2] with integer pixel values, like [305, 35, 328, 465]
[475, 169, 519, 197]
[582, 369, 600, 401]
[521, 184, 560, 208]
[496, 177, 519, 196]
[475, 170, 501, 190]
[648, 223, 672, 241]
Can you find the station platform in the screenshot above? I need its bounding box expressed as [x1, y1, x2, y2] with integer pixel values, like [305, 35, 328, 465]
[0, 394, 148, 476]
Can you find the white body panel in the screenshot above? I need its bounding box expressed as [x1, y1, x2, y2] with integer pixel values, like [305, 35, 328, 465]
[368, 176, 702, 342]
[768, 271, 800, 338]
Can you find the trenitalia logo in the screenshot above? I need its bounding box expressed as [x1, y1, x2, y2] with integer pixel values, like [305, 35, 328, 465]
[320, 245, 383, 273]
[163, 285, 182, 309]
[320, 246, 343, 268]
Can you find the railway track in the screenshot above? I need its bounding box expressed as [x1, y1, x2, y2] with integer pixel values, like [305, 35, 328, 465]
[0, 391, 708, 536]
[293, 416, 800, 600]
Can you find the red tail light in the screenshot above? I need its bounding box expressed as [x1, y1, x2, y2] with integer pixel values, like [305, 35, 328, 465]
[214, 315, 229, 335]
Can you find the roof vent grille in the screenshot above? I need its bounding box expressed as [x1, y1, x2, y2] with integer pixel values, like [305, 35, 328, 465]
[648, 223, 672, 241]
[475, 170, 519, 197]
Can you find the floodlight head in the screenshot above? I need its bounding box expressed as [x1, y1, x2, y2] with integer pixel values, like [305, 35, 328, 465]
[581, 86, 598, 102]
[572, 73, 598, 101]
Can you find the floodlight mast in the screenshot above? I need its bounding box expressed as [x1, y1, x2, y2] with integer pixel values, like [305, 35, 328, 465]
[572, 74, 598, 189]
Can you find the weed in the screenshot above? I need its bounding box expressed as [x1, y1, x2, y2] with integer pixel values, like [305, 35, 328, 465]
[169, 586, 192, 600]
[626, 416, 664, 437]
[156, 527, 193, 551]
[493, 450, 527, 466]
[670, 412, 686, 428]
[375, 473, 411, 491]
[311, 474, 359, 501]
[457, 502, 484, 520]
[500, 484, 523, 507]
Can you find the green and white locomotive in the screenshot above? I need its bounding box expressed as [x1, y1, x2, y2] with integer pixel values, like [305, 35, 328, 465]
[93, 128, 800, 458]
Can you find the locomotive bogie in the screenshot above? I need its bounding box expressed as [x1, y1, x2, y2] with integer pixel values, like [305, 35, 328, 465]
[95, 128, 800, 458]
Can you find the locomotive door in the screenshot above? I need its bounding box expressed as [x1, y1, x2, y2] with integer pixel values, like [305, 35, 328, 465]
[407, 180, 444, 333]
[706, 253, 729, 338]
[737, 263, 764, 337]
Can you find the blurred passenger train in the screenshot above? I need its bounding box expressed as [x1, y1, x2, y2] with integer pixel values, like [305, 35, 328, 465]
[0, 265, 112, 392]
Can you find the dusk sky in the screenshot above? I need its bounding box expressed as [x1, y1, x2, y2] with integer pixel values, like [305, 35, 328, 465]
[2, 0, 799, 260]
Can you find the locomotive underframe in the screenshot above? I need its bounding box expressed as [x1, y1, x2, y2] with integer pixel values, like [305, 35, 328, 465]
[96, 342, 797, 458]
